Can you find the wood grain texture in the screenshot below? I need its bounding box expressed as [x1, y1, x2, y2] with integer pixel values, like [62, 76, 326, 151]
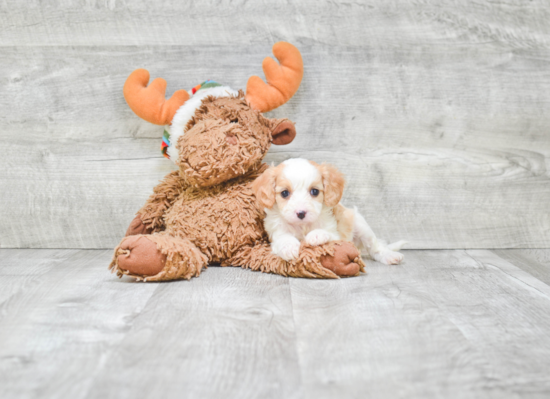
[492, 249, 550, 285]
[0, 249, 78, 304]
[0, 249, 160, 399]
[85, 267, 302, 399]
[289, 249, 550, 398]
[2, 249, 550, 398]
[1, 1, 550, 249]
[0, 250, 302, 399]
[1, 0, 550, 47]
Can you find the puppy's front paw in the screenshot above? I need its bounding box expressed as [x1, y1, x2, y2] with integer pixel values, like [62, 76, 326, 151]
[305, 230, 332, 246]
[273, 237, 301, 261]
[374, 249, 404, 265]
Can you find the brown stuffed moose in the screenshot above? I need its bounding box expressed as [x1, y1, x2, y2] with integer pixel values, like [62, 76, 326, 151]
[110, 42, 365, 281]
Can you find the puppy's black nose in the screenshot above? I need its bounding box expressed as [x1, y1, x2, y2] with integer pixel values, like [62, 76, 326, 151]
[297, 211, 306, 220]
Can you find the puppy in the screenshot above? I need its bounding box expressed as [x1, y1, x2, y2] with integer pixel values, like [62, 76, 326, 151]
[252, 158, 406, 265]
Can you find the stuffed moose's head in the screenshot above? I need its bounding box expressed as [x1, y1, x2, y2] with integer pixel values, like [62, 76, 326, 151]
[123, 42, 303, 187]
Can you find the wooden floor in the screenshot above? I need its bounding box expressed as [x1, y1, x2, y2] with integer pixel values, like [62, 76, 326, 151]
[0, 250, 549, 398]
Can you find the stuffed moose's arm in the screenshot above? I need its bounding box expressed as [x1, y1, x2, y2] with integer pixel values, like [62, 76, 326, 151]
[125, 170, 186, 236]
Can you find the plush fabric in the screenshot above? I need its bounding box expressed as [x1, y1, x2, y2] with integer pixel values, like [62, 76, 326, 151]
[123, 69, 190, 125]
[245, 42, 304, 113]
[168, 85, 239, 162]
[110, 42, 364, 282]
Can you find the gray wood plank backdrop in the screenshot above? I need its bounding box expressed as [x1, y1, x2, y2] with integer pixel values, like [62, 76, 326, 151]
[1, 0, 549, 249]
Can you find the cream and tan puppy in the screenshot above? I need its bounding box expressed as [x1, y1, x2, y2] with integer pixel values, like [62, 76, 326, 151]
[253, 158, 406, 264]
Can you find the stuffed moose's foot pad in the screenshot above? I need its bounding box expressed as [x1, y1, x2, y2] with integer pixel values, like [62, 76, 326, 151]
[116, 235, 166, 277]
[125, 214, 153, 236]
[110, 233, 209, 281]
[320, 241, 364, 277]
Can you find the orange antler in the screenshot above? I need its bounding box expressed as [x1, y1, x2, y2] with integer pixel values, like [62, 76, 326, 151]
[245, 42, 303, 113]
[123, 69, 190, 125]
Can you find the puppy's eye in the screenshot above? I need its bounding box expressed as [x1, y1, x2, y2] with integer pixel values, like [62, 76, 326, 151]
[281, 190, 290, 198]
[310, 188, 320, 197]
[230, 118, 238, 124]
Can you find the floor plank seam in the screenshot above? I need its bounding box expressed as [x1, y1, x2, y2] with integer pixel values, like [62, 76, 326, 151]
[287, 280, 307, 399]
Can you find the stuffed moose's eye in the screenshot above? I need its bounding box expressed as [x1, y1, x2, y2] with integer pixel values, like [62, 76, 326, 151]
[281, 190, 290, 198]
[310, 188, 320, 197]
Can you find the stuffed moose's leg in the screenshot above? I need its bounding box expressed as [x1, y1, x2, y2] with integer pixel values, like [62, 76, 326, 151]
[126, 170, 187, 235]
[317, 241, 365, 277]
[110, 233, 208, 282]
[125, 215, 153, 236]
[227, 241, 364, 278]
[297, 241, 365, 277]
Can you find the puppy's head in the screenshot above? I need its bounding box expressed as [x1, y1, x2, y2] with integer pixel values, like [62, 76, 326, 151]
[252, 158, 345, 225]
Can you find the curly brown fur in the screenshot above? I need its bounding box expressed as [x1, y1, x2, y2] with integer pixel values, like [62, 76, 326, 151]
[176, 93, 273, 188]
[111, 95, 365, 281]
[137, 170, 187, 232]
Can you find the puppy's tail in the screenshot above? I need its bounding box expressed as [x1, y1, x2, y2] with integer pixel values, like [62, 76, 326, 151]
[386, 240, 408, 251]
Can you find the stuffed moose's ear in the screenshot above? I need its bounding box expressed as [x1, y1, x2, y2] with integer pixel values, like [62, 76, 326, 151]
[271, 119, 296, 145]
[123, 69, 190, 125]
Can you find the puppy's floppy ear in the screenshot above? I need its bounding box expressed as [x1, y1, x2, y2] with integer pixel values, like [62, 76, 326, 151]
[252, 166, 278, 209]
[319, 163, 346, 207]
